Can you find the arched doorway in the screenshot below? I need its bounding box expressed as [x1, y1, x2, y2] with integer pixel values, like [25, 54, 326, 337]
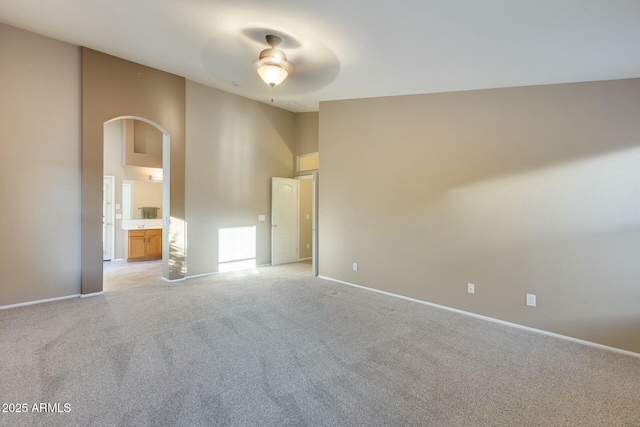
[102, 116, 171, 289]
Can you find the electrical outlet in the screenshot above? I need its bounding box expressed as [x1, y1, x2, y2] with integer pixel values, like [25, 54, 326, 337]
[526, 294, 536, 307]
[353, 263, 358, 271]
[467, 283, 475, 294]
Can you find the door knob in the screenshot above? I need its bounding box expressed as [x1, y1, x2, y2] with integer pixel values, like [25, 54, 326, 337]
[273, 224, 278, 228]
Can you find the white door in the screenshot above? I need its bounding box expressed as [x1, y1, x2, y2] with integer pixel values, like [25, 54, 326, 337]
[103, 176, 115, 261]
[272, 177, 299, 265]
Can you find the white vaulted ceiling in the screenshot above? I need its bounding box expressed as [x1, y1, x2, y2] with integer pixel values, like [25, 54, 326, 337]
[1, 0, 639, 112]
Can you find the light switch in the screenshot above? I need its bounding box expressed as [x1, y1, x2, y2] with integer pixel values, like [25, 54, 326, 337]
[115, 203, 120, 210]
[306, 214, 310, 220]
[258, 215, 266, 222]
[526, 294, 537, 307]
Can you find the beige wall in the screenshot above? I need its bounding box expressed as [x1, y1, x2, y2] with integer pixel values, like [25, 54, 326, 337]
[298, 153, 319, 172]
[294, 112, 319, 157]
[82, 48, 186, 290]
[319, 79, 640, 353]
[185, 81, 295, 276]
[0, 23, 81, 306]
[298, 179, 313, 259]
[132, 181, 162, 219]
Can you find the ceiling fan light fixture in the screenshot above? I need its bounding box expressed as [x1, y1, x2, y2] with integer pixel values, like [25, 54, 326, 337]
[257, 63, 288, 87]
[257, 34, 291, 87]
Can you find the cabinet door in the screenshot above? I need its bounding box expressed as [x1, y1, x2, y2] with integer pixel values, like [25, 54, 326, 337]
[128, 235, 147, 259]
[147, 230, 162, 258]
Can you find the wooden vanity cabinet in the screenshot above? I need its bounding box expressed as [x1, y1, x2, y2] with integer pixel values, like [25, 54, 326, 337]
[127, 229, 162, 261]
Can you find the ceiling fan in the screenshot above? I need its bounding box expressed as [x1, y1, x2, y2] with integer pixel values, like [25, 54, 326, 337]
[200, 28, 340, 109]
[256, 34, 294, 88]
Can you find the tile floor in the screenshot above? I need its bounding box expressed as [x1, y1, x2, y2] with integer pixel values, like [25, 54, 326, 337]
[103, 259, 162, 292]
[103, 259, 314, 292]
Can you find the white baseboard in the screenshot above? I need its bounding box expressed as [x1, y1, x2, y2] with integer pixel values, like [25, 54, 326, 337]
[80, 291, 104, 298]
[318, 275, 640, 359]
[184, 263, 272, 280]
[185, 271, 219, 280]
[0, 294, 80, 310]
[161, 276, 186, 283]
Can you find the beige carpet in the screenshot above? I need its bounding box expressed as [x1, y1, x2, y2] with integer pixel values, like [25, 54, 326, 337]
[1, 262, 639, 426]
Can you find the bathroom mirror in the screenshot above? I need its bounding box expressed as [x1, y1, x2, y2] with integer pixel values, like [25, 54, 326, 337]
[122, 179, 162, 220]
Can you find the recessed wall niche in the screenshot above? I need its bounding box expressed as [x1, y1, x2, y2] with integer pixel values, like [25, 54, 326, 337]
[124, 119, 163, 168]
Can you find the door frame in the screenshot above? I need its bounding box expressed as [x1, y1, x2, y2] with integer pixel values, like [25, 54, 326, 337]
[103, 116, 171, 279]
[103, 175, 116, 261]
[296, 172, 318, 276]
